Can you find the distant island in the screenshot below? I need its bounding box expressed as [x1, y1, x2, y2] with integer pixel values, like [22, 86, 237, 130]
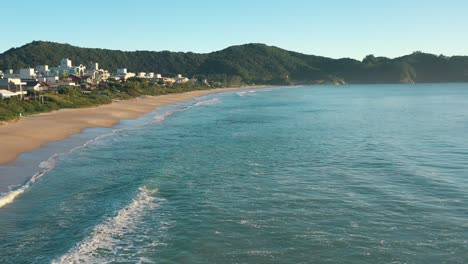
[2, 41, 468, 85]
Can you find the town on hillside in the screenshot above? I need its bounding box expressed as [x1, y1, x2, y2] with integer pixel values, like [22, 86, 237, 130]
[0, 59, 209, 100]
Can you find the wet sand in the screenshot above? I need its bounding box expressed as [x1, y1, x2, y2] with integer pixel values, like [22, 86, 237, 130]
[0, 87, 266, 166]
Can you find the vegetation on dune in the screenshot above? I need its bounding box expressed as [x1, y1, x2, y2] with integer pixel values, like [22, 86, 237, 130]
[0, 78, 212, 122]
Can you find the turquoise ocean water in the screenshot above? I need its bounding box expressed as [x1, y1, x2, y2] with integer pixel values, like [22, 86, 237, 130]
[0, 84, 468, 263]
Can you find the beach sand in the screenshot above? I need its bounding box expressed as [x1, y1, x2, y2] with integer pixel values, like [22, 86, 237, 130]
[0, 87, 264, 166]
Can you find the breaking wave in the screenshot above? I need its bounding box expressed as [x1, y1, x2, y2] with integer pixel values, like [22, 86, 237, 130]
[193, 97, 221, 107]
[53, 186, 165, 264]
[237, 90, 256, 97]
[0, 96, 222, 209]
[154, 97, 221, 121]
[0, 129, 124, 209]
[154, 111, 176, 122]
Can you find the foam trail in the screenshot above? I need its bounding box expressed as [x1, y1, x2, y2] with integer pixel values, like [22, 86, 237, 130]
[258, 88, 273, 92]
[0, 152, 60, 209]
[193, 97, 221, 107]
[53, 186, 163, 264]
[0, 130, 120, 209]
[0, 96, 222, 209]
[154, 111, 175, 122]
[154, 97, 221, 121]
[237, 90, 256, 97]
[0, 187, 26, 208]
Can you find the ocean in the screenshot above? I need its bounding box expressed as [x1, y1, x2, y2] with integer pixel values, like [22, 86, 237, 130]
[1, 84, 468, 263]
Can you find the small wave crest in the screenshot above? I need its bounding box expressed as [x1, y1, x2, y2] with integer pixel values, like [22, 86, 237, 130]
[53, 186, 164, 263]
[154, 111, 175, 122]
[237, 90, 256, 97]
[0, 128, 123, 209]
[154, 97, 221, 121]
[0, 187, 26, 208]
[193, 97, 221, 107]
[0, 152, 61, 208]
[0, 96, 222, 209]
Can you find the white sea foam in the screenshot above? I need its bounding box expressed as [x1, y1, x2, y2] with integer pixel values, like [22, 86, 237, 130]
[53, 186, 164, 264]
[247, 250, 274, 256]
[0, 130, 119, 209]
[237, 90, 256, 97]
[240, 220, 262, 229]
[0, 187, 26, 208]
[0, 96, 222, 209]
[0, 153, 59, 208]
[154, 97, 220, 121]
[154, 111, 175, 122]
[193, 97, 221, 107]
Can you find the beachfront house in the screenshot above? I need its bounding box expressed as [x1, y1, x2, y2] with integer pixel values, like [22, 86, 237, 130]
[89, 69, 110, 82]
[113, 68, 136, 81]
[175, 74, 190, 84]
[0, 78, 28, 100]
[24, 81, 51, 92]
[40, 76, 59, 84]
[162, 77, 176, 86]
[0, 89, 27, 100]
[70, 74, 92, 84]
[0, 78, 26, 90]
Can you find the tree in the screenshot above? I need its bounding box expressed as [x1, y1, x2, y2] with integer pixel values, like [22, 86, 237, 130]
[60, 71, 68, 81]
[363, 55, 377, 64]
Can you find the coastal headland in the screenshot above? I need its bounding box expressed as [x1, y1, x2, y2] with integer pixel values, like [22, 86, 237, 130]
[0, 87, 266, 166]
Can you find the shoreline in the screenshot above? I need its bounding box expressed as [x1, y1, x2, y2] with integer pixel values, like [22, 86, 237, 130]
[0, 86, 271, 167]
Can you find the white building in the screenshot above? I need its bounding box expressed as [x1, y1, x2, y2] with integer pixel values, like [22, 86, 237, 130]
[0, 78, 26, 90]
[38, 76, 59, 84]
[88, 62, 99, 71]
[36, 65, 49, 75]
[123, 73, 136, 80]
[147, 72, 154, 78]
[25, 81, 50, 92]
[20, 68, 36, 79]
[175, 74, 190, 84]
[90, 69, 110, 81]
[0, 78, 27, 99]
[161, 77, 176, 85]
[138, 72, 146, 78]
[113, 68, 136, 81]
[112, 72, 136, 81]
[0, 89, 27, 100]
[117, 68, 128, 74]
[48, 58, 74, 77]
[61, 58, 72, 68]
[2, 69, 20, 79]
[71, 65, 86, 76]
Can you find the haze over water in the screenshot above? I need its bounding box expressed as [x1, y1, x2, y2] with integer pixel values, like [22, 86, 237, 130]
[1, 84, 468, 263]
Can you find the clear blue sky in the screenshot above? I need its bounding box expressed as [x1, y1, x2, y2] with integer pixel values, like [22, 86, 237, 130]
[2, 0, 467, 59]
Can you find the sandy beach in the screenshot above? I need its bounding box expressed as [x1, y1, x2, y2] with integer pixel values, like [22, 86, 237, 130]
[0, 87, 264, 166]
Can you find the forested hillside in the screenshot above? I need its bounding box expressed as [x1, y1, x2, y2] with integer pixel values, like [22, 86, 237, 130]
[1, 41, 468, 85]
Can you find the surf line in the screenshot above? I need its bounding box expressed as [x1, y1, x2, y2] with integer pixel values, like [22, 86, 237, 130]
[0, 96, 222, 209]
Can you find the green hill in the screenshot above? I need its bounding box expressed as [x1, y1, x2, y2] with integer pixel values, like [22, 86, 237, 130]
[1, 41, 468, 85]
